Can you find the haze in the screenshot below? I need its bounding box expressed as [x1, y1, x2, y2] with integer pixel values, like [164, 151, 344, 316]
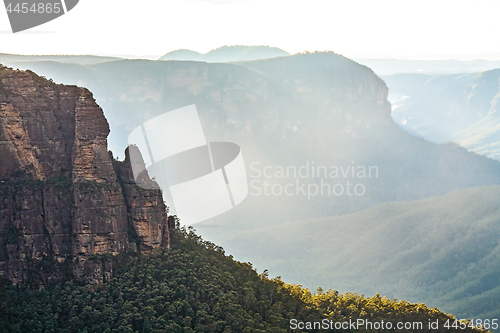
[1, 0, 500, 60]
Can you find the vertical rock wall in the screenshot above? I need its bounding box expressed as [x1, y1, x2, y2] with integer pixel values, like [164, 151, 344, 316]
[0, 66, 172, 286]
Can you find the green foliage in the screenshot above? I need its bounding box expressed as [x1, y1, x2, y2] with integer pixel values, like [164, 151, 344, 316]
[0, 225, 487, 333]
[199, 185, 500, 322]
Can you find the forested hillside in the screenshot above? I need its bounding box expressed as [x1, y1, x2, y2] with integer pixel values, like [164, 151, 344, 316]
[197, 185, 500, 323]
[0, 223, 487, 333]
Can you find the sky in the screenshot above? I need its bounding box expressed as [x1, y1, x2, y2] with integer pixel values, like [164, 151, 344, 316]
[1, 0, 500, 60]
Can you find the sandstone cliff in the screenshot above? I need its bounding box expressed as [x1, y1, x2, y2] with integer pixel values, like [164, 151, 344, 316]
[0, 65, 172, 286]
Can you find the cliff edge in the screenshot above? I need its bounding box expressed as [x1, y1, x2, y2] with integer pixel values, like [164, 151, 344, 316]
[0, 65, 172, 286]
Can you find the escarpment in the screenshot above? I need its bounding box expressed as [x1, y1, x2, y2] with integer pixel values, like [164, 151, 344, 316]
[0, 65, 172, 286]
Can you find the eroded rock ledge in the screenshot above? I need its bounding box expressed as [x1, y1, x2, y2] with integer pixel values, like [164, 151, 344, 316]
[0, 65, 173, 286]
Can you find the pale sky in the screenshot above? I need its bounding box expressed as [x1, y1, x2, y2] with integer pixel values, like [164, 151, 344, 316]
[1, 0, 500, 60]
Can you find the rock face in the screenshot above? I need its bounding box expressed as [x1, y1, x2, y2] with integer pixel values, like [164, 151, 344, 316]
[0, 66, 171, 286]
[112, 146, 170, 253]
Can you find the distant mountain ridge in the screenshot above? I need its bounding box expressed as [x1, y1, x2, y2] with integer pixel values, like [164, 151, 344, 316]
[0, 53, 121, 65]
[159, 45, 289, 62]
[2, 52, 499, 217]
[386, 69, 500, 160]
[356, 58, 500, 75]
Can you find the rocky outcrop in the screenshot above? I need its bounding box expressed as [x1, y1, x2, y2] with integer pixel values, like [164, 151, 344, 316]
[0, 65, 172, 286]
[112, 146, 170, 253]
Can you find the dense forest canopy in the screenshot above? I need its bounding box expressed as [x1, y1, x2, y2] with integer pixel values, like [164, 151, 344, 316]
[0, 222, 489, 333]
